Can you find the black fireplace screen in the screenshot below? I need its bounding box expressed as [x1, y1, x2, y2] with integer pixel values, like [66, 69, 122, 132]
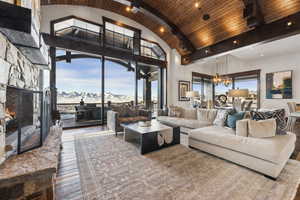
[5, 87, 46, 156]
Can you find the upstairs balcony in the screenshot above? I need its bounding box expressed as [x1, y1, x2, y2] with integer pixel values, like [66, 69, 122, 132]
[52, 16, 166, 62]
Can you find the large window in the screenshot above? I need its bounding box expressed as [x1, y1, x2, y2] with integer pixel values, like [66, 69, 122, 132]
[214, 71, 260, 109]
[215, 82, 233, 107]
[234, 75, 259, 109]
[105, 60, 135, 105]
[192, 70, 260, 109]
[56, 50, 102, 128]
[192, 73, 213, 102]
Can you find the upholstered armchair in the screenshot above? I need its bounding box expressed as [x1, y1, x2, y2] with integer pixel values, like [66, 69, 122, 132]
[107, 106, 152, 136]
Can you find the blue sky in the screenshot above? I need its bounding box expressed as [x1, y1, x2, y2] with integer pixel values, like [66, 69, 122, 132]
[56, 50, 157, 98]
[215, 79, 257, 95]
[193, 79, 257, 95]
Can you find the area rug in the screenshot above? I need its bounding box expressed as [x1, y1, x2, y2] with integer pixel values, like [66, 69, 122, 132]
[75, 133, 300, 200]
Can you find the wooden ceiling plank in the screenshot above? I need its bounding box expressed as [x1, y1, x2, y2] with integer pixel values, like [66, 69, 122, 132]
[183, 11, 300, 64]
[41, 0, 300, 55]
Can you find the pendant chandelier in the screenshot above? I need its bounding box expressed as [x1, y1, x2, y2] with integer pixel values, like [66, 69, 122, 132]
[212, 56, 232, 87]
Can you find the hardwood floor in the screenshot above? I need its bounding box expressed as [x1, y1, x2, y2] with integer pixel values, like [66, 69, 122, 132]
[55, 126, 300, 200]
[55, 126, 108, 200]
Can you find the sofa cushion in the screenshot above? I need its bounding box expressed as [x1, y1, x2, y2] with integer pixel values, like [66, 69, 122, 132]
[248, 119, 276, 138]
[189, 126, 296, 164]
[251, 109, 287, 135]
[213, 110, 229, 126]
[236, 119, 249, 137]
[111, 106, 127, 117]
[182, 109, 197, 119]
[227, 112, 245, 129]
[157, 116, 211, 129]
[168, 106, 183, 118]
[197, 109, 218, 123]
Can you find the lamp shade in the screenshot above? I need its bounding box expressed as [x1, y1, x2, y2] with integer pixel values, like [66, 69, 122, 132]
[186, 91, 200, 98]
[228, 89, 249, 98]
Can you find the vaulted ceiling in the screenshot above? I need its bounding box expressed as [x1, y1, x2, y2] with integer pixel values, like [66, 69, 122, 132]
[41, 0, 300, 56]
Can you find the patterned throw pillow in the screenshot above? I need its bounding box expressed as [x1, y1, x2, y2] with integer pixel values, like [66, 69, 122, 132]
[250, 109, 287, 135]
[213, 110, 229, 126]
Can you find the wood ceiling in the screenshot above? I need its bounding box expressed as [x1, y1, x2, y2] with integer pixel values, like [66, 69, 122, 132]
[41, 0, 300, 56]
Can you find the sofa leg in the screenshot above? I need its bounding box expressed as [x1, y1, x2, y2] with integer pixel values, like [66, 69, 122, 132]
[264, 175, 277, 181]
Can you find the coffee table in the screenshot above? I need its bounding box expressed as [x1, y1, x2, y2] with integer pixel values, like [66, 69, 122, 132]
[121, 120, 180, 154]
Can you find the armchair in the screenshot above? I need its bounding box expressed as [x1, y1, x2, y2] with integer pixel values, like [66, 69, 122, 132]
[107, 106, 152, 136]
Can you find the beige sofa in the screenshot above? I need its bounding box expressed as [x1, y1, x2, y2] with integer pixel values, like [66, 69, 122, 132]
[157, 107, 296, 179]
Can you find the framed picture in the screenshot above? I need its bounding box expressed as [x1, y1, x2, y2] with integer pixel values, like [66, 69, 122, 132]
[178, 81, 190, 101]
[266, 70, 293, 99]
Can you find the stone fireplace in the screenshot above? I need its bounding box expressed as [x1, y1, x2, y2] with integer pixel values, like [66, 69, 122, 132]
[0, 32, 42, 164]
[0, 30, 62, 200]
[5, 86, 43, 157]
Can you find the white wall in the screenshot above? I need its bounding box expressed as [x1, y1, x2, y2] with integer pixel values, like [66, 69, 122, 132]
[217, 53, 300, 112]
[168, 49, 213, 108]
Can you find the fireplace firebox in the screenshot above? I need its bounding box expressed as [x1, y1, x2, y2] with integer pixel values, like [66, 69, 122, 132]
[5, 86, 46, 156]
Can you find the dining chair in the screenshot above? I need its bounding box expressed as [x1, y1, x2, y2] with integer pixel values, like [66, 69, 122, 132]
[287, 102, 298, 132]
[243, 100, 253, 111]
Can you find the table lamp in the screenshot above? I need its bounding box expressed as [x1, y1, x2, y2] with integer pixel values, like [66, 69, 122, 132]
[228, 89, 249, 111]
[186, 91, 200, 108]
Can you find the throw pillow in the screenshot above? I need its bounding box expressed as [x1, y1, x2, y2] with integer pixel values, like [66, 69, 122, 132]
[213, 110, 229, 126]
[197, 109, 218, 123]
[250, 109, 286, 135]
[248, 119, 277, 138]
[236, 119, 249, 137]
[227, 112, 245, 129]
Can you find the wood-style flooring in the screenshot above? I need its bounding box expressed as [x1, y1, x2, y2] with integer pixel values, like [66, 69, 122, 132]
[55, 126, 300, 200]
[55, 126, 108, 200]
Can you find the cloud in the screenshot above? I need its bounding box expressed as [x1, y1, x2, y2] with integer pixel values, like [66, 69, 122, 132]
[56, 66, 136, 95]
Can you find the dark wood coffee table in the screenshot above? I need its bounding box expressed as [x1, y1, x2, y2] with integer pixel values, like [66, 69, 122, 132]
[121, 120, 180, 154]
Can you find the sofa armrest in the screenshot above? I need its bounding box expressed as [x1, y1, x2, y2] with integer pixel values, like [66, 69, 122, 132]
[107, 111, 118, 132]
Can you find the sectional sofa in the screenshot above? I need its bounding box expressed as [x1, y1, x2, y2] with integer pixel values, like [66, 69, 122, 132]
[157, 107, 296, 179]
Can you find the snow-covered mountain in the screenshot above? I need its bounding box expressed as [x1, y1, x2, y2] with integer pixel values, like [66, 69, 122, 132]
[57, 91, 144, 103]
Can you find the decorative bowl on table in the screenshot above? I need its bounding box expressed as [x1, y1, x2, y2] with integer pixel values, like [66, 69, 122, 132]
[138, 120, 152, 127]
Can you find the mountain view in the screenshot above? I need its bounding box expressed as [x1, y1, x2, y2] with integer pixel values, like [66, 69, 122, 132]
[57, 91, 145, 104]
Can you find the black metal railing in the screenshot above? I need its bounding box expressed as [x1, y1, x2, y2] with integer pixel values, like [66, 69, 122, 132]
[53, 17, 166, 61]
[104, 29, 134, 52]
[55, 25, 102, 45]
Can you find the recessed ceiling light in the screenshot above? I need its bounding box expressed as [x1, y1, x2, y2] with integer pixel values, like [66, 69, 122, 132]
[203, 14, 210, 21]
[287, 21, 293, 27]
[125, 6, 132, 12]
[195, 2, 200, 8]
[159, 27, 165, 33]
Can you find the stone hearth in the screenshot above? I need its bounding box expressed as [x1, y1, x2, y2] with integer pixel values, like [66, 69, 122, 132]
[0, 125, 62, 200]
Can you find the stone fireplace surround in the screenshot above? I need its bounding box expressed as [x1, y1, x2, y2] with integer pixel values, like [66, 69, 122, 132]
[0, 32, 41, 164]
[0, 32, 62, 199]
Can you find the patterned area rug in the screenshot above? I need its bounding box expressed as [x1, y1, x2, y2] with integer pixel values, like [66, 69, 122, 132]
[75, 133, 300, 200]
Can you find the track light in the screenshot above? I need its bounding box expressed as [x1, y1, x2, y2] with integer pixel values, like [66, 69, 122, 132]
[125, 6, 132, 12]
